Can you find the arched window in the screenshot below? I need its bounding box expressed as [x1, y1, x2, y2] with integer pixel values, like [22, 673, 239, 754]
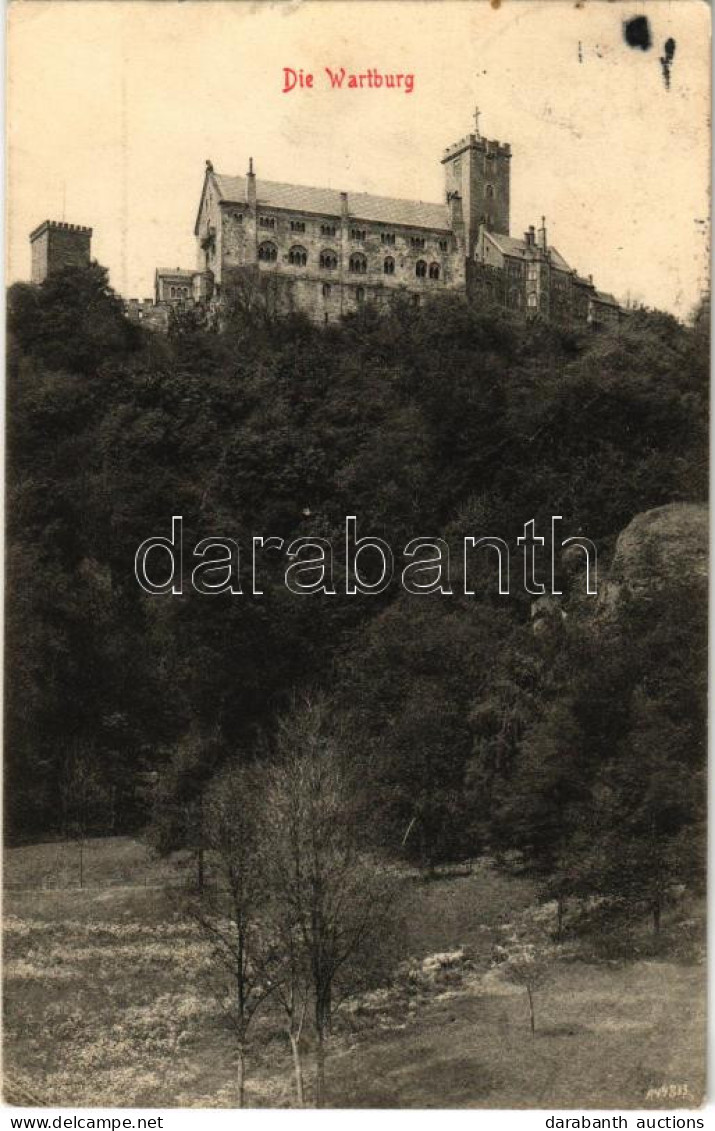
[415, 260, 427, 278]
[429, 263, 440, 280]
[349, 253, 367, 274]
[383, 256, 395, 275]
[356, 286, 365, 303]
[527, 293, 537, 309]
[288, 246, 308, 267]
[258, 242, 278, 263]
[170, 286, 175, 297]
[319, 250, 338, 270]
[322, 283, 332, 298]
[485, 184, 495, 199]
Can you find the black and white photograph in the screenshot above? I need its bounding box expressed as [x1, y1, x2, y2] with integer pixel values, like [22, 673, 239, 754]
[4, 0, 711, 1115]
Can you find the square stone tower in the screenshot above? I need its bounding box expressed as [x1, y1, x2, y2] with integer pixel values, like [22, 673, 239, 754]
[29, 221, 93, 284]
[442, 112, 511, 257]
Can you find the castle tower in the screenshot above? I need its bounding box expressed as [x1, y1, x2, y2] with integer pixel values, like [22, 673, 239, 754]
[441, 109, 511, 256]
[29, 221, 93, 284]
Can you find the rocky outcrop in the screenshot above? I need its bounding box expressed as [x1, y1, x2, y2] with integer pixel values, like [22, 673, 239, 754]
[603, 502, 707, 604]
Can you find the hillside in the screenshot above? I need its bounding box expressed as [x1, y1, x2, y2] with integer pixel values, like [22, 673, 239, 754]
[4, 268, 708, 1108]
[4, 839, 705, 1108]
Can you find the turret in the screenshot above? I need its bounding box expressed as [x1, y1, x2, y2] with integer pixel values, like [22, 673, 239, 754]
[246, 157, 256, 208]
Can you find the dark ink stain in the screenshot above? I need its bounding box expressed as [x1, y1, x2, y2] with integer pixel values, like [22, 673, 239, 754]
[660, 37, 676, 90]
[578, 41, 583, 63]
[624, 15, 652, 51]
[490, 0, 501, 9]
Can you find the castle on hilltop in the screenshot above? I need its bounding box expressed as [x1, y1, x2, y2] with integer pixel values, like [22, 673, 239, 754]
[30, 112, 623, 331]
[170, 109, 621, 328]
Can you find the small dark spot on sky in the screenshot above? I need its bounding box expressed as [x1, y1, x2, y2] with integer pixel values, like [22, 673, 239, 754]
[660, 37, 676, 90]
[624, 15, 652, 51]
[578, 41, 583, 63]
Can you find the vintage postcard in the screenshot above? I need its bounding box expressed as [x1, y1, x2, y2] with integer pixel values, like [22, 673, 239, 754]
[4, 0, 710, 1116]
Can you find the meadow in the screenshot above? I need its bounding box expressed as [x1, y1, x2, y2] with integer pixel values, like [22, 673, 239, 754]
[3, 837, 705, 1109]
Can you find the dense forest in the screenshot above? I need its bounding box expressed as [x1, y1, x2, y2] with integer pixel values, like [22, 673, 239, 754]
[5, 264, 708, 922]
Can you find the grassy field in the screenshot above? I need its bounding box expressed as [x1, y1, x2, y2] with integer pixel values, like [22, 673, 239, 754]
[3, 837, 706, 1108]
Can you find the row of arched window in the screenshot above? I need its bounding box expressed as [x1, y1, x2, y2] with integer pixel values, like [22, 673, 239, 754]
[169, 285, 190, 298]
[416, 260, 441, 279]
[258, 242, 441, 279]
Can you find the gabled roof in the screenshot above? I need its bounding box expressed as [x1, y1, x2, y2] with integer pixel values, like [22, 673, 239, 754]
[212, 172, 451, 231]
[593, 290, 620, 307]
[485, 230, 573, 273]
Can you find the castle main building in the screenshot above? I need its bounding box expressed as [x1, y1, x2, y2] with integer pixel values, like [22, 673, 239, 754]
[140, 112, 621, 329]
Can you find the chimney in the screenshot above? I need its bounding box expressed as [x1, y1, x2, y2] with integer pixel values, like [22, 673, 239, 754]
[538, 216, 547, 251]
[246, 157, 256, 208]
[340, 191, 349, 220]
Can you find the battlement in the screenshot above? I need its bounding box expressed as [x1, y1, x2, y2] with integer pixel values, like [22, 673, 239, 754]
[29, 220, 93, 242]
[442, 134, 511, 163]
[29, 218, 93, 284]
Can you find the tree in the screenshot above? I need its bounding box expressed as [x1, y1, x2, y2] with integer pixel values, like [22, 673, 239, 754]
[265, 695, 396, 1106]
[187, 762, 271, 1106]
[59, 743, 107, 888]
[496, 942, 553, 1037]
[8, 264, 139, 375]
[256, 899, 311, 1106]
[148, 726, 224, 892]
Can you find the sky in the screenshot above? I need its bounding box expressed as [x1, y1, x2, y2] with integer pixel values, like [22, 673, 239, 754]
[7, 0, 711, 317]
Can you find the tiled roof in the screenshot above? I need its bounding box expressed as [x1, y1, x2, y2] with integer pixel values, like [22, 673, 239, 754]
[594, 290, 620, 307]
[213, 173, 451, 231]
[548, 247, 573, 272]
[486, 232, 534, 259]
[486, 230, 573, 273]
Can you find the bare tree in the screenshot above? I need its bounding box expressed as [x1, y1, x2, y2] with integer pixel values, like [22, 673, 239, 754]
[59, 743, 106, 888]
[257, 908, 311, 1106]
[265, 695, 396, 1106]
[188, 762, 272, 1107]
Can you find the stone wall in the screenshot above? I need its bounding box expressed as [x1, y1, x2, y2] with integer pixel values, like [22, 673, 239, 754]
[214, 202, 464, 322]
[30, 222, 92, 284]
